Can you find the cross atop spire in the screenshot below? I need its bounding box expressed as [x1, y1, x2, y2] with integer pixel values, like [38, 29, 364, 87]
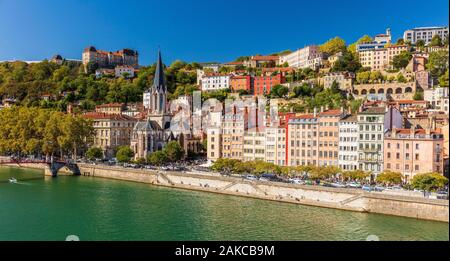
[152, 50, 166, 92]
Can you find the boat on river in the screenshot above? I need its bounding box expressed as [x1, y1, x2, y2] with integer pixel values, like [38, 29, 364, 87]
[8, 177, 17, 183]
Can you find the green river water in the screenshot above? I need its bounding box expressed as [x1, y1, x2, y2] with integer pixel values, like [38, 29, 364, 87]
[0, 167, 448, 241]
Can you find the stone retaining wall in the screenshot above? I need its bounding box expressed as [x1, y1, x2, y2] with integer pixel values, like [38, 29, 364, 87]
[77, 164, 449, 222]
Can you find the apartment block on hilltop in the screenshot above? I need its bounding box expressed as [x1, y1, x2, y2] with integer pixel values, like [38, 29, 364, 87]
[200, 73, 231, 91]
[253, 74, 286, 96]
[356, 28, 392, 52]
[82, 46, 139, 68]
[358, 45, 409, 70]
[244, 55, 279, 68]
[279, 46, 323, 70]
[403, 26, 449, 44]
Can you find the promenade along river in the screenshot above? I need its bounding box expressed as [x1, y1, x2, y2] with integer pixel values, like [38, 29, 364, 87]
[0, 167, 448, 241]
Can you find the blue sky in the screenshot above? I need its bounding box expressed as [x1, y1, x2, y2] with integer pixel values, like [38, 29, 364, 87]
[0, 0, 448, 65]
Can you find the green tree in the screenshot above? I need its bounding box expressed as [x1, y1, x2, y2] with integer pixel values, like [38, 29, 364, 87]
[438, 69, 449, 87]
[415, 40, 425, 50]
[116, 146, 134, 163]
[348, 35, 373, 54]
[413, 91, 424, 100]
[330, 51, 361, 73]
[269, 84, 289, 98]
[85, 147, 103, 160]
[164, 141, 185, 162]
[429, 35, 443, 47]
[392, 51, 412, 69]
[411, 173, 448, 192]
[85, 61, 98, 75]
[396, 73, 406, 83]
[320, 37, 346, 55]
[342, 170, 369, 181]
[147, 150, 168, 166]
[427, 50, 449, 78]
[377, 170, 403, 185]
[396, 38, 405, 45]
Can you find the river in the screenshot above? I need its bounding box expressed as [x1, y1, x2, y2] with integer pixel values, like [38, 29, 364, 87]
[0, 166, 448, 241]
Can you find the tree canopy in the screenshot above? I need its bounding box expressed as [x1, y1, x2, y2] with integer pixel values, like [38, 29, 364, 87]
[0, 106, 94, 157]
[320, 37, 346, 55]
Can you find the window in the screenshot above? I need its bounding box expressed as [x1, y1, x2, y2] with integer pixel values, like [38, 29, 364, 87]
[396, 153, 400, 159]
[387, 152, 391, 159]
[415, 154, 419, 160]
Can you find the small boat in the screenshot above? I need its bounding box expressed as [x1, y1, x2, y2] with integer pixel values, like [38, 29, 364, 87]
[8, 178, 17, 183]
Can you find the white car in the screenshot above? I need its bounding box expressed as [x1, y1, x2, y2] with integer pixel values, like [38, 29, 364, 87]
[259, 177, 270, 182]
[244, 175, 258, 181]
[291, 178, 304, 184]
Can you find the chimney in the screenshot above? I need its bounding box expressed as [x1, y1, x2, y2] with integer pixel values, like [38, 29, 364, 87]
[340, 106, 344, 115]
[313, 107, 317, 117]
[425, 128, 431, 136]
[410, 125, 416, 136]
[290, 107, 294, 113]
[306, 108, 309, 114]
[320, 106, 324, 113]
[325, 104, 329, 111]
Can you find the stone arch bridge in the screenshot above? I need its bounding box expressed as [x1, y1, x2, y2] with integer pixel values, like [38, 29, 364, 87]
[0, 157, 80, 177]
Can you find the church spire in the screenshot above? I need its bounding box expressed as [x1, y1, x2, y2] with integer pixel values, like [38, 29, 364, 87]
[152, 50, 166, 92]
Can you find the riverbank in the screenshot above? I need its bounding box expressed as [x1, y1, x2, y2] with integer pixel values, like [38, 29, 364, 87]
[77, 164, 449, 222]
[2, 162, 448, 222]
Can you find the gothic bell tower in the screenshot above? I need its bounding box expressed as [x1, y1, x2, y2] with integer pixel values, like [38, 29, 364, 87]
[145, 50, 172, 129]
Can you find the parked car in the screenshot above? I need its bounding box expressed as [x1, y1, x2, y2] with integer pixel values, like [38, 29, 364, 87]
[374, 186, 385, 192]
[331, 182, 346, 188]
[259, 177, 270, 182]
[436, 190, 448, 199]
[290, 178, 304, 185]
[321, 182, 333, 187]
[347, 182, 362, 188]
[304, 180, 314, 185]
[244, 175, 258, 181]
[362, 185, 373, 192]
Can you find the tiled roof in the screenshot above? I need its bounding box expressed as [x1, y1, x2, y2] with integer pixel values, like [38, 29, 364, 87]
[252, 55, 279, 61]
[359, 107, 386, 114]
[392, 128, 442, 135]
[318, 109, 342, 116]
[224, 61, 244, 65]
[96, 103, 124, 108]
[387, 100, 428, 104]
[82, 112, 135, 121]
[340, 114, 358, 122]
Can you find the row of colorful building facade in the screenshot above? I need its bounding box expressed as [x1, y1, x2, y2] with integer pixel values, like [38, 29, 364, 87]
[206, 99, 446, 181]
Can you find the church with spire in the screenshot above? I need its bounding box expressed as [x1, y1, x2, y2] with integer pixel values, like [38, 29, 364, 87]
[130, 50, 175, 159]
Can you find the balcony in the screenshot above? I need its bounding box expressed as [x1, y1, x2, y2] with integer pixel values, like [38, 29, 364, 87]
[360, 148, 380, 153]
[358, 158, 380, 163]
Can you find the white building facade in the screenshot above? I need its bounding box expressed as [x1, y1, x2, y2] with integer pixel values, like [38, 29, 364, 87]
[403, 26, 449, 45]
[265, 126, 286, 166]
[201, 74, 231, 91]
[338, 114, 359, 171]
[279, 46, 323, 69]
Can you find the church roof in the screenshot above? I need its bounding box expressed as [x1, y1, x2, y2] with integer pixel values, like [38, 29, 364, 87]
[134, 119, 163, 131]
[151, 50, 166, 93]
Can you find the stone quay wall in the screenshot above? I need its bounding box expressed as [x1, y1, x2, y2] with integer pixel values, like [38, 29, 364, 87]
[77, 164, 449, 222]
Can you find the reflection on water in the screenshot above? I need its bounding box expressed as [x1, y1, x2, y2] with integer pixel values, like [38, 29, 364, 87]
[0, 166, 448, 241]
